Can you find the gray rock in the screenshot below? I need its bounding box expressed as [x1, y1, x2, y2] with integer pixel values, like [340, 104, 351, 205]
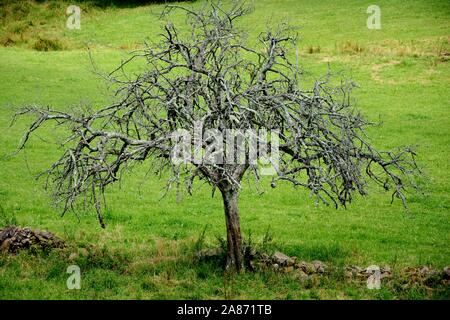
[381, 266, 391, 273]
[312, 260, 326, 273]
[272, 251, 289, 265]
[196, 248, 222, 258]
[296, 261, 315, 274]
[419, 266, 430, 275]
[287, 257, 297, 266]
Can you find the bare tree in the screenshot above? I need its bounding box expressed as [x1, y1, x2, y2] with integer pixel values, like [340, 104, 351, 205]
[15, 1, 418, 272]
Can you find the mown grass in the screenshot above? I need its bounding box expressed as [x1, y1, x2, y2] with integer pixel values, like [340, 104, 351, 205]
[0, 0, 449, 299]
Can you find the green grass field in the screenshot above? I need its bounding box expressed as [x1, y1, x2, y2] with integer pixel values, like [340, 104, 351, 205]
[0, 0, 449, 299]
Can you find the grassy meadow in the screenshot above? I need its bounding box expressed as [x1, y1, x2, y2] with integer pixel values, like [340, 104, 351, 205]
[0, 0, 449, 299]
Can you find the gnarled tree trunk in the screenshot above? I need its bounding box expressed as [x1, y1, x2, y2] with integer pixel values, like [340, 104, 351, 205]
[221, 188, 244, 272]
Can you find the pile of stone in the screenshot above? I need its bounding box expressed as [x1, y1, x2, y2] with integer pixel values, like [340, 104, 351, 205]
[344, 265, 392, 280]
[399, 265, 450, 286]
[255, 251, 450, 286]
[256, 251, 327, 276]
[344, 264, 450, 286]
[0, 225, 65, 253]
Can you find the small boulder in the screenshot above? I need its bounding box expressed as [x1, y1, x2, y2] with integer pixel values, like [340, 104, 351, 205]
[419, 266, 431, 276]
[296, 261, 315, 274]
[381, 266, 391, 273]
[272, 251, 289, 265]
[381, 266, 392, 279]
[287, 257, 297, 267]
[196, 248, 222, 259]
[312, 260, 326, 273]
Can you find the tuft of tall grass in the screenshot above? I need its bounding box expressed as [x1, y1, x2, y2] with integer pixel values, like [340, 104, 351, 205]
[33, 37, 64, 51]
[336, 40, 364, 55]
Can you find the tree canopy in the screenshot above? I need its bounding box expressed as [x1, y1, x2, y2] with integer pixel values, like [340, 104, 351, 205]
[16, 0, 419, 271]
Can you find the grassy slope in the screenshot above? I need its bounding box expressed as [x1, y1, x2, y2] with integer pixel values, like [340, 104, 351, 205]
[0, 0, 449, 299]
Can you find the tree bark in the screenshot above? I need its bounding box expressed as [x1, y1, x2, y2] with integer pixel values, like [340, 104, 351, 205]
[221, 188, 244, 272]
